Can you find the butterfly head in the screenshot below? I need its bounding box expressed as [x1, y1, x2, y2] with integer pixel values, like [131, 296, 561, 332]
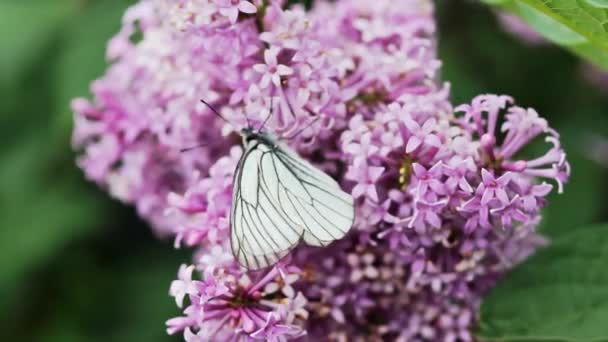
[241, 127, 262, 145]
[240, 127, 278, 147]
[241, 126, 255, 136]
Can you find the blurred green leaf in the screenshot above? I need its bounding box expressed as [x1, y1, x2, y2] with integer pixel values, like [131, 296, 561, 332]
[482, 0, 608, 70]
[52, 0, 131, 137]
[438, 42, 486, 105]
[110, 256, 185, 342]
[526, 0, 608, 47]
[585, 0, 608, 8]
[539, 123, 607, 238]
[33, 246, 184, 342]
[0, 136, 100, 291]
[478, 224, 608, 342]
[586, 0, 608, 8]
[0, 183, 98, 285]
[0, 0, 132, 292]
[516, 1, 586, 44]
[0, 0, 79, 87]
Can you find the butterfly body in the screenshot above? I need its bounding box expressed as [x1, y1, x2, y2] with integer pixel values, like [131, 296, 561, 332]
[230, 129, 355, 270]
[240, 127, 277, 146]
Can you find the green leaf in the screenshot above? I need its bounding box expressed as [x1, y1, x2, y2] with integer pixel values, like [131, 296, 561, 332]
[538, 123, 607, 238]
[52, 0, 131, 138]
[0, 138, 100, 290]
[478, 224, 608, 341]
[29, 247, 186, 342]
[0, 183, 98, 288]
[110, 255, 186, 341]
[0, 0, 136, 293]
[438, 41, 487, 105]
[0, 0, 79, 87]
[516, 2, 586, 44]
[0, 128, 104, 292]
[481, 0, 608, 70]
[526, 0, 608, 48]
[585, 0, 608, 8]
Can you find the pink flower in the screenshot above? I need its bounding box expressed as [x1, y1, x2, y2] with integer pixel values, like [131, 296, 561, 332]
[345, 158, 384, 201]
[73, 0, 570, 340]
[169, 264, 199, 308]
[404, 116, 441, 153]
[250, 313, 305, 341]
[213, 0, 257, 24]
[166, 265, 306, 340]
[407, 198, 448, 232]
[253, 47, 294, 88]
[411, 162, 446, 199]
[479, 169, 512, 206]
[455, 96, 570, 193]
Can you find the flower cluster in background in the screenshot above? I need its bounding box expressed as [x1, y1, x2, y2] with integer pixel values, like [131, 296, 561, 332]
[72, 0, 570, 340]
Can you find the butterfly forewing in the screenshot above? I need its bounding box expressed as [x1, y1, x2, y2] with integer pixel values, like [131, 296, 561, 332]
[230, 137, 354, 270]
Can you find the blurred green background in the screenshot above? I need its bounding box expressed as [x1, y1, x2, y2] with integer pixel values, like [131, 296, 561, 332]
[0, 0, 606, 341]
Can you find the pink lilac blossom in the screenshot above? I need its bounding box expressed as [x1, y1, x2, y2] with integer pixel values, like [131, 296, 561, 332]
[72, 0, 569, 340]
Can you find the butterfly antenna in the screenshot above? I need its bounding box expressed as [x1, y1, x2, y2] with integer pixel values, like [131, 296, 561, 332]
[203, 295, 222, 305]
[282, 116, 321, 141]
[180, 142, 209, 153]
[282, 87, 297, 118]
[200, 99, 230, 124]
[257, 97, 275, 132]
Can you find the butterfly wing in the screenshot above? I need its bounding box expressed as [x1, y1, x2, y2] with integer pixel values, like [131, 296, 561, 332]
[230, 140, 354, 270]
[230, 143, 301, 270]
[273, 145, 354, 247]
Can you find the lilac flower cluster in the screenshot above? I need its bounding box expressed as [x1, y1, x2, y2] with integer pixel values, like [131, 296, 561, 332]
[72, 0, 569, 340]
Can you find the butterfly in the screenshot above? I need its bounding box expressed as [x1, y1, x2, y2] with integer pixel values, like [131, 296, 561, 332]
[198, 100, 355, 270]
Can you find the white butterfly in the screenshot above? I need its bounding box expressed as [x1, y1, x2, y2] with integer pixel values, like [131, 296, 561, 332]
[230, 126, 355, 270]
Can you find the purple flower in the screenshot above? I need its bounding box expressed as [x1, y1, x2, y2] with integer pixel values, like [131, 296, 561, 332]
[253, 47, 294, 89]
[170, 264, 200, 308]
[454, 96, 570, 192]
[444, 157, 475, 194]
[404, 116, 442, 154]
[345, 158, 385, 201]
[213, 0, 257, 24]
[407, 198, 448, 232]
[490, 195, 529, 228]
[167, 265, 308, 340]
[411, 162, 446, 199]
[479, 169, 512, 206]
[250, 313, 305, 341]
[73, 0, 570, 340]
